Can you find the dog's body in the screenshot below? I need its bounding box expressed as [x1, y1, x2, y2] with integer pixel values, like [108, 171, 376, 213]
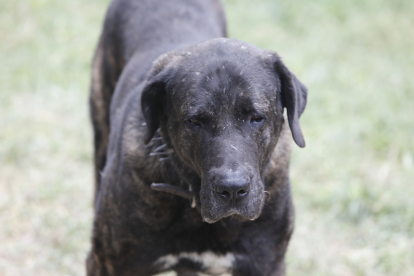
[88, 0, 307, 275]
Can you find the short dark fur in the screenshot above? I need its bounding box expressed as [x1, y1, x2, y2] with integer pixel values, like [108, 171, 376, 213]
[88, 0, 307, 275]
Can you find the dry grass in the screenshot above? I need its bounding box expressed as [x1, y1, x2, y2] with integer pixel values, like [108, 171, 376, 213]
[1, 0, 413, 275]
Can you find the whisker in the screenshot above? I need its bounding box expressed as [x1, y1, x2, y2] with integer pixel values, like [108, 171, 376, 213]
[150, 137, 163, 141]
[150, 152, 168, 156]
[264, 203, 272, 210]
[144, 142, 154, 148]
[153, 144, 167, 152]
[149, 149, 174, 156]
[159, 157, 170, 162]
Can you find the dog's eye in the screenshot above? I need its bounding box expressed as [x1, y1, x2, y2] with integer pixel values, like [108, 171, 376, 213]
[251, 116, 264, 123]
[188, 119, 201, 127]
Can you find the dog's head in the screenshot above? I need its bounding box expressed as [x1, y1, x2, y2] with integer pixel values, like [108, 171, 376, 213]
[141, 38, 307, 223]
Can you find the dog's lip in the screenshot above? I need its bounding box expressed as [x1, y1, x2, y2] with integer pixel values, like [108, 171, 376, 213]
[202, 216, 221, 224]
[201, 209, 259, 224]
[202, 212, 237, 224]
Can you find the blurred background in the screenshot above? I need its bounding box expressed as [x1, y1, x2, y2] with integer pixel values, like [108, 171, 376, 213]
[0, 0, 413, 275]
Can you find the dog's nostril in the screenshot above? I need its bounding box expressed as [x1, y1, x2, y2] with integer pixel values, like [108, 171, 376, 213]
[237, 189, 248, 198]
[216, 179, 250, 203]
[218, 190, 231, 198]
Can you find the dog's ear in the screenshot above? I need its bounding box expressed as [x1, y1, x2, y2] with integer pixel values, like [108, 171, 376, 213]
[141, 55, 176, 144]
[274, 57, 307, 148]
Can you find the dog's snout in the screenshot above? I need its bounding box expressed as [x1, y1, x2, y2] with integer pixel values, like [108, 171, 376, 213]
[216, 178, 250, 203]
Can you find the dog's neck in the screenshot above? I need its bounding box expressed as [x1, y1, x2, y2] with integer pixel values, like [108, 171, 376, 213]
[145, 125, 202, 209]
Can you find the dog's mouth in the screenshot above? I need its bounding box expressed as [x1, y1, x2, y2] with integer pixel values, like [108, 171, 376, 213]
[150, 182, 264, 223]
[200, 203, 264, 224]
[201, 209, 261, 224]
[199, 180, 265, 224]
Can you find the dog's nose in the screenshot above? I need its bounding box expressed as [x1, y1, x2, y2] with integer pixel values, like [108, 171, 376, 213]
[216, 178, 250, 203]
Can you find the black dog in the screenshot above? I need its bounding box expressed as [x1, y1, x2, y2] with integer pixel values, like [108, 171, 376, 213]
[88, 0, 307, 275]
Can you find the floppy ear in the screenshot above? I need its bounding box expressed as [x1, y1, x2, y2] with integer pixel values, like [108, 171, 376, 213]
[274, 58, 308, 148]
[141, 56, 176, 144]
[141, 79, 166, 144]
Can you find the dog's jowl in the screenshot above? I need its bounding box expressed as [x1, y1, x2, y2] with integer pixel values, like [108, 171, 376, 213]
[87, 0, 307, 275]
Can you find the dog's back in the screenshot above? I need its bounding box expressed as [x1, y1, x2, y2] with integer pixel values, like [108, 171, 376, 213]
[90, 0, 226, 198]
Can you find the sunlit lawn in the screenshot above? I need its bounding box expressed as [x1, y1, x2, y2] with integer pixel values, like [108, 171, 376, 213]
[1, 0, 413, 275]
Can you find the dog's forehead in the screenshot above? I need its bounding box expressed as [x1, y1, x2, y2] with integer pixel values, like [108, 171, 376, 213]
[179, 38, 273, 69]
[168, 39, 278, 115]
[171, 69, 275, 117]
[190, 38, 270, 56]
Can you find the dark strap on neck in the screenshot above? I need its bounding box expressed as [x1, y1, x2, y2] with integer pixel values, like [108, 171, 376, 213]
[151, 183, 194, 200]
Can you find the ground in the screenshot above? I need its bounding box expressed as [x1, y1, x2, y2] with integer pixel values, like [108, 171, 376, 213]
[0, 0, 413, 275]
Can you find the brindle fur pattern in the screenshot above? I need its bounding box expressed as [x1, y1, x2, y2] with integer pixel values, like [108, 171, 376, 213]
[88, 0, 307, 275]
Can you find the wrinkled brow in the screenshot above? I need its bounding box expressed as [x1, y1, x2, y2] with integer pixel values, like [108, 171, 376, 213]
[235, 88, 273, 114]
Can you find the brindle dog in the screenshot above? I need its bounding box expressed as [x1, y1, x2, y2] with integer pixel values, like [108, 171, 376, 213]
[87, 0, 307, 275]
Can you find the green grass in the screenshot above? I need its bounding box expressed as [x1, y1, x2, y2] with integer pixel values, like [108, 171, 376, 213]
[1, 0, 413, 275]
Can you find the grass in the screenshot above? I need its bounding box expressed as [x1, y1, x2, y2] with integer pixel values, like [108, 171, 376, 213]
[1, 0, 413, 275]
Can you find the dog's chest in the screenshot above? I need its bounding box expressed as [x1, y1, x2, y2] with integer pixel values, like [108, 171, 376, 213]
[155, 251, 235, 275]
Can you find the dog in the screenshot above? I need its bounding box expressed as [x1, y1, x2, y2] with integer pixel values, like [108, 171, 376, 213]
[87, 0, 307, 275]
